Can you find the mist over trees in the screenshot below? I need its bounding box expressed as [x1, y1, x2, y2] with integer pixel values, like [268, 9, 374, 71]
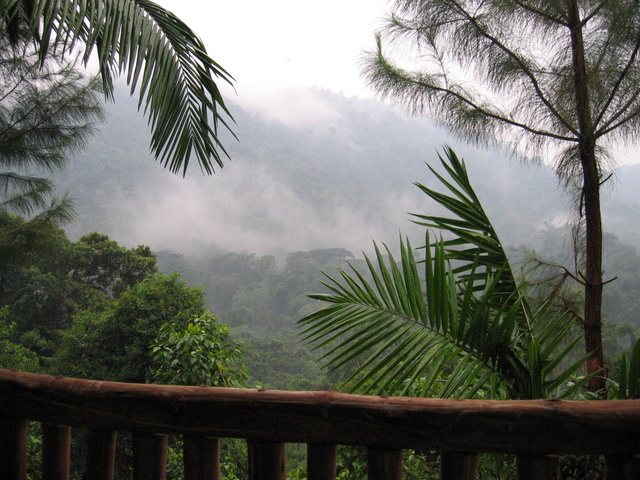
[3, 84, 640, 479]
[41, 85, 640, 339]
[3, 79, 638, 379]
[51, 85, 640, 258]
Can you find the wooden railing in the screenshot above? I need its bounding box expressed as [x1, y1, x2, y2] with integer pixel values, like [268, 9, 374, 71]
[1, 369, 640, 479]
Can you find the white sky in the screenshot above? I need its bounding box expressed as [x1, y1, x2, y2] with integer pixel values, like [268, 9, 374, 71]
[156, 0, 639, 165]
[159, 0, 391, 99]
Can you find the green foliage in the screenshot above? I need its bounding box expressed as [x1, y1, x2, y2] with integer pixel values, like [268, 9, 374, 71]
[0, 229, 157, 362]
[299, 148, 589, 400]
[150, 313, 248, 387]
[609, 338, 640, 399]
[26, 422, 43, 480]
[54, 272, 205, 382]
[165, 439, 184, 480]
[0, 307, 40, 372]
[336, 446, 367, 480]
[70, 233, 156, 300]
[154, 248, 361, 390]
[220, 439, 249, 480]
[0, 30, 104, 262]
[242, 337, 327, 390]
[364, 0, 640, 392]
[2, 0, 235, 174]
[50, 309, 111, 380]
[155, 248, 354, 338]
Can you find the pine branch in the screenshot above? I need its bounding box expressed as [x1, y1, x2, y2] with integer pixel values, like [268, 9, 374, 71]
[448, 1, 578, 136]
[593, 32, 640, 130]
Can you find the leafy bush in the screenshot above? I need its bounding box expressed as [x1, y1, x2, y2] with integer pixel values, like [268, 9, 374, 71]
[150, 313, 248, 387]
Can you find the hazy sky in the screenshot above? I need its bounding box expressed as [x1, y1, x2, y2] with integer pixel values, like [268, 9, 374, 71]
[155, 0, 639, 165]
[59, 0, 640, 255]
[160, 0, 390, 99]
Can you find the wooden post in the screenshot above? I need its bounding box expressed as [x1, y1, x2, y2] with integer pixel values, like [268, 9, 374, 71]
[367, 448, 403, 480]
[0, 418, 28, 480]
[248, 441, 286, 480]
[42, 424, 71, 480]
[440, 451, 478, 480]
[605, 455, 640, 480]
[516, 454, 558, 480]
[133, 432, 167, 480]
[183, 436, 220, 480]
[85, 430, 117, 480]
[307, 444, 337, 480]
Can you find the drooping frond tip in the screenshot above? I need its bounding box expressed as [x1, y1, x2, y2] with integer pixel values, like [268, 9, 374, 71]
[2, 0, 237, 176]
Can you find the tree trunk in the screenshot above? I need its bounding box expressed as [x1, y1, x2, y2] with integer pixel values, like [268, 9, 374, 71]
[569, 1, 606, 393]
[580, 143, 606, 392]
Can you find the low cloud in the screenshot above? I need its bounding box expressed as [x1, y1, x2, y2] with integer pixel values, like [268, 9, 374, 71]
[113, 161, 423, 258]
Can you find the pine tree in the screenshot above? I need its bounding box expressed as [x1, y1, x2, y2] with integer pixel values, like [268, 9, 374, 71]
[364, 0, 640, 392]
[0, 32, 103, 262]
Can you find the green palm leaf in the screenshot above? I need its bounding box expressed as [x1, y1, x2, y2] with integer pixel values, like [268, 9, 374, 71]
[301, 237, 529, 398]
[299, 148, 588, 400]
[3, 0, 235, 175]
[412, 147, 519, 297]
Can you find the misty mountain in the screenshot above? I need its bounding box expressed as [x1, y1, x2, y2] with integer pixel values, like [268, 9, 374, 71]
[53, 86, 639, 259]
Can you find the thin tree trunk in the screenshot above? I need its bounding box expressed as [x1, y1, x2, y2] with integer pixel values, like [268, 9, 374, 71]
[581, 143, 605, 392]
[569, 0, 606, 393]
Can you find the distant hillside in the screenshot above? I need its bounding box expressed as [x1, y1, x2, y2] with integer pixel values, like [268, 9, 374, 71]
[54, 86, 639, 257]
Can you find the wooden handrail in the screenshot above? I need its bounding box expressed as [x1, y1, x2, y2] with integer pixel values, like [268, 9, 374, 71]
[1, 369, 639, 454]
[1, 369, 640, 479]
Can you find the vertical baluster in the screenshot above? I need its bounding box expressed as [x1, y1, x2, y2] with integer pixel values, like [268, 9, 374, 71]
[516, 454, 558, 480]
[183, 436, 220, 480]
[85, 430, 117, 480]
[440, 451, 478, 480]
[42, 424, 71, 480]
[605, 455, 640, 480]
[0, 418, 28, 480]
[133, 432, 168, 480]
[307, 444, 337, 480]
[247, 440, 286, 480]
[367, 448, 403, 480]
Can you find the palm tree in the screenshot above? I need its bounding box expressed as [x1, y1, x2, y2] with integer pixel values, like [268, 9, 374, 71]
[299, 148, 589, 400]
[2, 0, 235, 175]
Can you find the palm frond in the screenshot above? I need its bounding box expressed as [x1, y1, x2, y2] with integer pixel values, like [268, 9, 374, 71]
[3, 0, 235, 175]
[300, 236, 531, 398]
[299, 148, 588, 400]
[412, 146, 531, 325]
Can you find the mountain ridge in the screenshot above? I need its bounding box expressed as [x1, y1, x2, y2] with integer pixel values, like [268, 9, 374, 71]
[53, 86, 639, 258]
